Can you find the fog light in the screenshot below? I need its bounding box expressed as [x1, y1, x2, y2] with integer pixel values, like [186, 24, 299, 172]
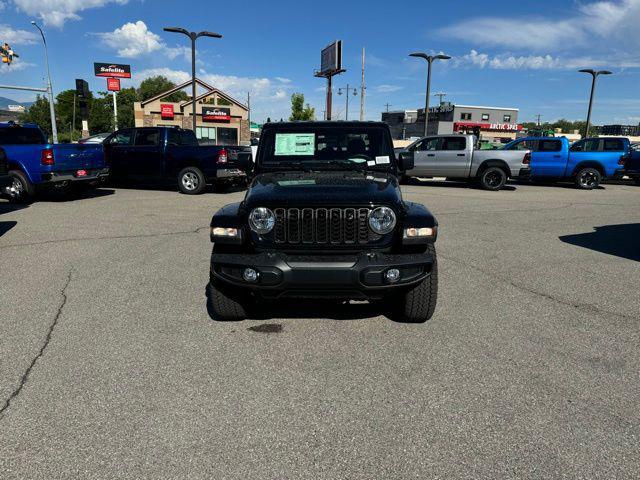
[243, 268, 258, 282]
[385, 268, 400, 283]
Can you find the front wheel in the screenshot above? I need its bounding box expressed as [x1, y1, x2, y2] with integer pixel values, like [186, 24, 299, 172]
[5, 170, 34, 203]
[478, 166, 507, 191]
[207, 282, 248, 321]
[633, 177, 640, 186]
[574, 167, 601, 190]
[391, 243, 438, 323]
[178, 166, 206, 195]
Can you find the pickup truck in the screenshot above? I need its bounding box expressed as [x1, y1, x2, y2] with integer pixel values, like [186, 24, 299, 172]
[208, 121, 438, 323]
[0, 122, 108, 202]
[103, 127, 247, 194]
[502, 136, 629, 189]
[399, 134, 531, 190]
[622, 142, 640, 185]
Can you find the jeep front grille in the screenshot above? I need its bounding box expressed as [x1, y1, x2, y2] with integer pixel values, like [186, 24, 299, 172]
[273, 207, 381, 245]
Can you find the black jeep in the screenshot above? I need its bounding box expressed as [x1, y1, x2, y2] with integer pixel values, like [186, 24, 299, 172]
[207, 121, 438, 322]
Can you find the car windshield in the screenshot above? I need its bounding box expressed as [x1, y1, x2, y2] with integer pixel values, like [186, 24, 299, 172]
[259, 126, 395, 172]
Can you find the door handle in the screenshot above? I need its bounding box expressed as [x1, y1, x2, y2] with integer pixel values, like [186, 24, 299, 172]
[553, 155, 562, 158]
[427, 153, 435, 157]
[457, 154, 466, 157]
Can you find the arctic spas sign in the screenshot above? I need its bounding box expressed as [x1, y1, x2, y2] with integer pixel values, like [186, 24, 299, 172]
[94, 63, 132, 79]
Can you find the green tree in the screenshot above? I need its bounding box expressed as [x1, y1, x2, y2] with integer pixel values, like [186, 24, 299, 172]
[138, 76, 188, 102]
[89, 93, 114, 133]
[19, 96, 52, 138]
[116, 87, 138, 128]
[289, 93, 315, 121]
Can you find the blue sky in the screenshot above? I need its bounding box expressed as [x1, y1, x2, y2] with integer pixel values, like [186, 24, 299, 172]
[1, 0, 639, 125]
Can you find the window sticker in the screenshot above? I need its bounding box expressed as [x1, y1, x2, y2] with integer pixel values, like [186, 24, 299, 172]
[367, 160, 376, 166]
[277, 180, 317, 186]
[375, 155, 390, 164]
[275, 133, 315, 156]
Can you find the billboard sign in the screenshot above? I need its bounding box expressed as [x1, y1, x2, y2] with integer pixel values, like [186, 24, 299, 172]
[160, 104, 174, 119]
[319, 40, 342, 75]
[454, 122, 522, 132]
[75, 79, 89, 99]
[107, 77, 121, 92]
[202, 107, 231, 123]
[94, 62, 131, 78]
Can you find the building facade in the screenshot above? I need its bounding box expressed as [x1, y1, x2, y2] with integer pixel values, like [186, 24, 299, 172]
[382, 103, 521, 141]
[134, 78, 250, 145]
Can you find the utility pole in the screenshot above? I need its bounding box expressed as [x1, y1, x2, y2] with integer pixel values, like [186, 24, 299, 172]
[360, 47, 366, 121]
[535, 114, 542, 126]
[384, 102, 392, 112]
[247, 91, 251, 140]
[71, 93, 76, 141]
[433, 91, 447, 105]
[164, 27, 222, 131]
[337, 84, 357, 120]
[410, 52, 452, 137]
[31, 21, 58, 143]
[579, 68, 612, 138]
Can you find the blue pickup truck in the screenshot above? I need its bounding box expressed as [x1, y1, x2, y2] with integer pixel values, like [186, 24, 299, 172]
[503, 136, 628, 189]
[0, 122, 108, 202]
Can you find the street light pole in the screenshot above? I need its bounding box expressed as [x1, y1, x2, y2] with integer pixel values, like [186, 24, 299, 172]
[337, 84, 357, 120]
[410, 52, 451, 137]
[579, 68, 612, 138]
[31, 21, 58, 143]
[164, 27, 222, 132]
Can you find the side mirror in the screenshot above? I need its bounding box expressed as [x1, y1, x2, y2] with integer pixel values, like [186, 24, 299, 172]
[398, 152, 414, 172]
[236, 151, 252, 171]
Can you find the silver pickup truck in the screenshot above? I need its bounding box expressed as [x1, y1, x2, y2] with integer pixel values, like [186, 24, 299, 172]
[398, 135, 531, 190]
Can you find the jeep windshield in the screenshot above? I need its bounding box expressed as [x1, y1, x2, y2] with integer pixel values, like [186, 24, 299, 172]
[258, 125, 396, 172]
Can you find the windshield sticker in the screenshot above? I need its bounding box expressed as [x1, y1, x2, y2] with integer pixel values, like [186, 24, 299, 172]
[275, 133, 315, 156]
[367, 160, 376, 166]
[375, 155, 390, 165]
[277, 180, 317, 186]
[348, 158, 367, 164]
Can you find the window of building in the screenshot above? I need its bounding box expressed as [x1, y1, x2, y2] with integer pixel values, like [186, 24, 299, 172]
[217, 97, 233, 106]
[218, 127, 238, 145]
[481, 113, 490, 121]
[460, 112, 472, 121]
[503, 114, 512, 122]
[196, 127, 217, 144]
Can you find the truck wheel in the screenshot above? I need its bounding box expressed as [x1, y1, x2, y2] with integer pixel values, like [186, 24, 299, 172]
[178, 167, 206, 195]
[574, 167, 601, 190]
[478, 166, 507, 191]
[393, 243, 438, 323]
[207, 282, 247, 321]
[634, 178, 640, 186]
[5, 170, 34, 203]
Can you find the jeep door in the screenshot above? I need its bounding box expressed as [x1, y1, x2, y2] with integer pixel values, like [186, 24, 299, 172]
[411, 137, 440, 176]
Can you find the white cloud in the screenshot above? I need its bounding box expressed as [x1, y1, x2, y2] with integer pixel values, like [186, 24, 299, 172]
[373, 84, 403, 93]
[97, 21, 163, 58]
[0, 58, 35, 73]
[275, 77, 291, 84]
[441, 0, 640, 51]
[0, 24, 38, 44]
[13, 0, 130, 27]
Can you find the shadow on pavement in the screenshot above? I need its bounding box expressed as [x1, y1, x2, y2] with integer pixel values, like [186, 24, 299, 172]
[38, 187, 116, 203]
[0, 220, 17, 237]
[559, 224, 640, 262]
[0, 201, 29, 216]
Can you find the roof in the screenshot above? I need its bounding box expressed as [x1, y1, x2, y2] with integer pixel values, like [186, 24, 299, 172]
[453, 104, 519, 112]
[140, 77, 248, 110]
[263, 120, 388, 129]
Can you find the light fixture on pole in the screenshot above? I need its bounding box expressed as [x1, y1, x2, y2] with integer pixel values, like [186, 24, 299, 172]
[409, 53, 451, 137]
[337, 84, 357, 120]
[31, 21, 58, 143]
[163, 27, 222, 131]
[578, 68, 612, 138]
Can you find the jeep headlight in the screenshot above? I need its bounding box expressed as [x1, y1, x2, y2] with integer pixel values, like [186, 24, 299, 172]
[368, 206, 396, 235]
[249, 207, 275, 234]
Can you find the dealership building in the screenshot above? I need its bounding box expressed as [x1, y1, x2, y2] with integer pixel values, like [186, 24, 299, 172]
[134, 78, 250, 145]
[382, 103, 521, 141]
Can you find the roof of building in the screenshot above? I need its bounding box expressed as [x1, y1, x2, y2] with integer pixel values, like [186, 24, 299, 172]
[140, 77, 248, 110]
[453, 104, 519, 112]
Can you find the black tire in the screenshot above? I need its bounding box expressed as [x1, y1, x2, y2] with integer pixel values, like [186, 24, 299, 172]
[178, 166, 206, 195]
[5, 170, 34, 203]
[207, 282, 247, 321]
[633, 177, 640, 186]
[392, 243, 438, 323]
[478, 166, 507, 191]
[399, 174, 411, 185]
[574, 167, 601, 190]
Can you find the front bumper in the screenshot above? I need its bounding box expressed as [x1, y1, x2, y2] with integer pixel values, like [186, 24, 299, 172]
[40, 168, 110, 184]
[210, 250, 435, 300]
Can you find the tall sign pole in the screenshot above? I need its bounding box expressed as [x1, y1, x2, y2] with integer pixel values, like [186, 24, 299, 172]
[107, 77, 121, 130]
[315, 40, 345, 121]
[360, 47, 366, 121]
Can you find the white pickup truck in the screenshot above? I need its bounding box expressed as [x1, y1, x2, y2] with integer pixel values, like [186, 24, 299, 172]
[398, 134, 531, 190]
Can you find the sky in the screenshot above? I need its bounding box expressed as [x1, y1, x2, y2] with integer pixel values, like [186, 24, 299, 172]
[0, 0, 639, 125]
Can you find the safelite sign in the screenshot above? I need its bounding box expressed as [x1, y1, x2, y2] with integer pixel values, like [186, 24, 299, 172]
[202, 107, 231, 123]
[94, 62, 132, 78]
[160, 104, 174, 119]
[107, 77, 120, 92]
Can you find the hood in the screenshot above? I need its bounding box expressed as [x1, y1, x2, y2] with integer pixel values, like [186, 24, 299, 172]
[244, 171, 403, 209]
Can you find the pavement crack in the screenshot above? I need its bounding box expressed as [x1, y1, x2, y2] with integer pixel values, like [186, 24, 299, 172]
[0, 226, 210, 250]
[440, 253, 638, 321]
[0, 269, 73, 420]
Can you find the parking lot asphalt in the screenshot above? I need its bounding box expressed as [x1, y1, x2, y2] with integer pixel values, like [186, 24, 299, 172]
[0, 181, 639, 479]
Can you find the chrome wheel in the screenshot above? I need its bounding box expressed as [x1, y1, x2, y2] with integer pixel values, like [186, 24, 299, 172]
[181, 172, 199, 191]
[578, 170, 598, 188]
[6, 177, 24, 199]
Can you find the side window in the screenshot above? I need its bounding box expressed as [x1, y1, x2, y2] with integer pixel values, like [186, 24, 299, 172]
[538, 140, 562, 152]
[570, 141, 584, 152]
[108, 129, 133, 145]
[167, 129, 180, 146]
[583, 139, 601, 152]
[603, 139, 624, 151]
[442, 136, 467, 151]
[180, 130, 199, 146]
[134, 129, 160, 147]
[417, 137, 439, 151]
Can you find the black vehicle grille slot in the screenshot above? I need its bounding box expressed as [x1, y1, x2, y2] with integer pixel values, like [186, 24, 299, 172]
[274, 208, 286, 243]
[270, 207, 383, 246]
[288, 208, 300, 243]
[330, 209, 342, 244]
